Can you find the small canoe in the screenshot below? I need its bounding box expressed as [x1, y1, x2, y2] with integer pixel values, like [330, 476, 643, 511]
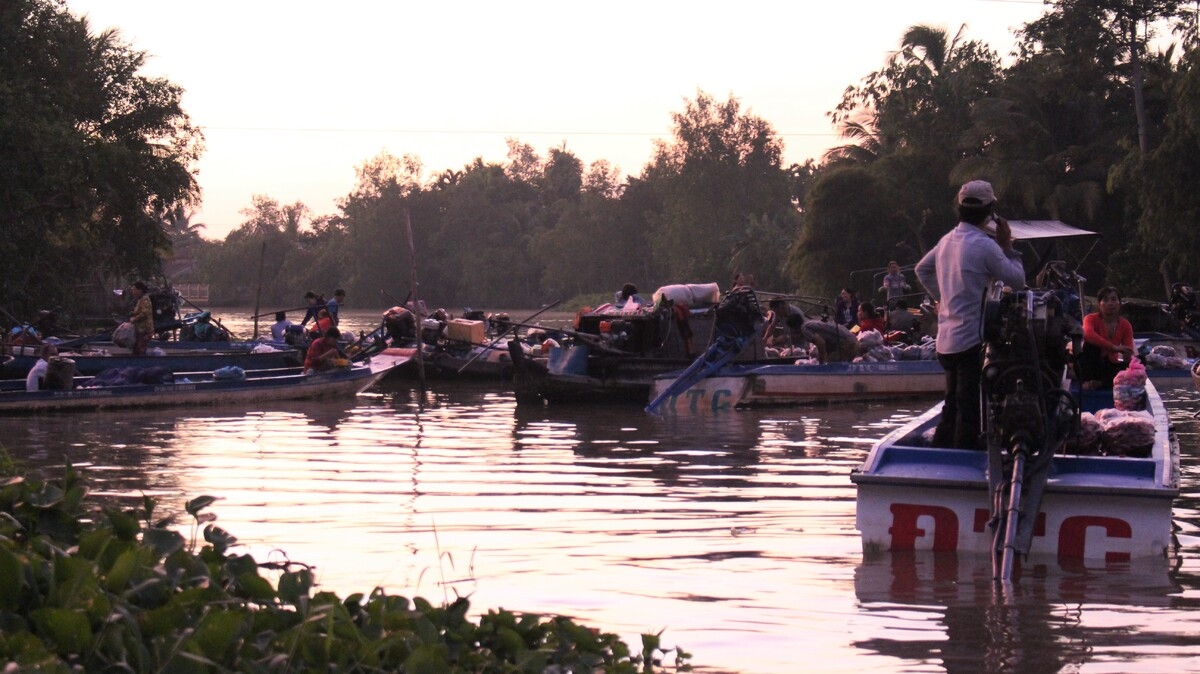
[851, 380, 1178, 561]
[0, 359, 403, 413]
[649, 359, 944, 412]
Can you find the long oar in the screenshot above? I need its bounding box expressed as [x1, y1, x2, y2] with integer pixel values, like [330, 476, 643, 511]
[250, 305, 312, 320]
[457, 300, 562, 374]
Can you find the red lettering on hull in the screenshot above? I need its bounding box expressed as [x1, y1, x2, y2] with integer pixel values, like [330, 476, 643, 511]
[888, 503, 959, 551]
[1058, 515, 1132, 562]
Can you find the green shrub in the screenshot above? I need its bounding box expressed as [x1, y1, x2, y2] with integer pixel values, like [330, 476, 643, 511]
[0, 465, 692, 672]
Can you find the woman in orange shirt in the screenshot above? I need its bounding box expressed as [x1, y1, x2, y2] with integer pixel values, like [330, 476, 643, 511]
[1079, 286, 1135, 389]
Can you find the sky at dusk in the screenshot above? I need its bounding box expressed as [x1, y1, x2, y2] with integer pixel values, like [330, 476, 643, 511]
[67, 0, 1048, 239]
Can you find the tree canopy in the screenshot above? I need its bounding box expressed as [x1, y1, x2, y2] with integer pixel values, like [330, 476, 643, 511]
[10, 0, 1200, 327]
[0, 0, 201, 321]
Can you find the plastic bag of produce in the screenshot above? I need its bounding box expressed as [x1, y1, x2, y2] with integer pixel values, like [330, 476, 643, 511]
[1098, 409, 1156, 457]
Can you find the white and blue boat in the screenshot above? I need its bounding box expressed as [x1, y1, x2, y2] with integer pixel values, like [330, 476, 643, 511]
[648, 359, 945, 412]
[851, 287, 1179, 569]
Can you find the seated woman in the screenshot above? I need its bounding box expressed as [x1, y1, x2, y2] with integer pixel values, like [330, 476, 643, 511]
[1077, 286, 1135, 389]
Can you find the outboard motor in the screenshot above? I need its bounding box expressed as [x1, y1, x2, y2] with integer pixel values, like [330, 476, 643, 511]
[981, 285, 1079, 580]
[1169, 283, 1200, 337]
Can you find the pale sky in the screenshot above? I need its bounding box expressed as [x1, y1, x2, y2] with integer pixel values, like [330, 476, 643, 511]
[67, 0, 1048, 239]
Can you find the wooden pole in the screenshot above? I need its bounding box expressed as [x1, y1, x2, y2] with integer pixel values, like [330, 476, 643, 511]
[404, 205, 425, 383]
[252, 241, 267, 340]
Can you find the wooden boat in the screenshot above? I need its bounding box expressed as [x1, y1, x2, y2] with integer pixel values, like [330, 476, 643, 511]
[648, 359, 944, 412]
[0, 359, 402, 413]
[510, 288, 773, 404]
[851, 379, 1178, 561]
[1134, 332, 1198, 382]
[1, 343, 302, 378]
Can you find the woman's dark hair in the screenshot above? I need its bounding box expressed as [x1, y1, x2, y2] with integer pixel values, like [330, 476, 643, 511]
[133, 281, 148, 293]
[620, 283, 638, 298]
[1096, 286, 1122, 304]
[304, 291, 317, 300]
[860, 301, 876, 316]
[275, 311, 286, 322]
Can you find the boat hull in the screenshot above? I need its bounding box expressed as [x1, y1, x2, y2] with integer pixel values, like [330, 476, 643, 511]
[0, 361, 397, 413]
[650, 360, 945, 412]
[3, 346, 301, 378]
[851, 382, 1178, 561]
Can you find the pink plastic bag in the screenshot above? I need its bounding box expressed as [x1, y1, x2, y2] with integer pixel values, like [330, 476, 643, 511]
[1113, 356, 1147, 410]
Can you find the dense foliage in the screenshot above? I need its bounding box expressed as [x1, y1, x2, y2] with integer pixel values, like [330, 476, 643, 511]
[0, 0, 201, 322]
[0, 464, 692, 672]
[7, 0, 1200, 326]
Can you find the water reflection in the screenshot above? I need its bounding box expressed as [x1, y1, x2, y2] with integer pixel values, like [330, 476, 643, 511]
[853, 551, 1196, 673]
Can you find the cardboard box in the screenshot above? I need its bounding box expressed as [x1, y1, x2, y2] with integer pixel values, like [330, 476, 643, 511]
[446, 319, 485, 344]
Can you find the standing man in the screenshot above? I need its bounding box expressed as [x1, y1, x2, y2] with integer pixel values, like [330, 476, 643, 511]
[915, 180, 1025, 449]
[326, 289, 345, 326]
[130, 281, 155, 355]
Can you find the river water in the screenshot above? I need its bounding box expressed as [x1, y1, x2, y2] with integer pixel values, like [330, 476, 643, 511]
[4, 309, 1199, 673]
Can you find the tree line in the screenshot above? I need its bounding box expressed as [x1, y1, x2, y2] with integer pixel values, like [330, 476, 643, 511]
[5, 0, 1200, 326]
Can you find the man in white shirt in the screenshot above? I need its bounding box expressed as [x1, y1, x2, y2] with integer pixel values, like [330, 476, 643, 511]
[25, 344, 58, 391]
[915, 180, 1025, 449]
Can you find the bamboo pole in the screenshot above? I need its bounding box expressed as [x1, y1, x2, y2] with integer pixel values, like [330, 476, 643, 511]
[252, 241, 266, 340]
[404, 206, 425, 383]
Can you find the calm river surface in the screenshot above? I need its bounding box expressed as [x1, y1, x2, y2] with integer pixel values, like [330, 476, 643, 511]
[5, 309, 1200, 673]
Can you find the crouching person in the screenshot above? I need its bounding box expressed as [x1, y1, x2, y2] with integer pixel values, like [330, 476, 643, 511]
[303, 327, 344, 374]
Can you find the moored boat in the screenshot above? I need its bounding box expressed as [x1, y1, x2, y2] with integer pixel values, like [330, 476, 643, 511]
[0, 359, 402, 413]
[851, 286, 1178, 566]
[851, 380, 1177, 561]
[1, 343, 302, 378]
[511, 283, 773, 404]
[648, 359, 945, 412]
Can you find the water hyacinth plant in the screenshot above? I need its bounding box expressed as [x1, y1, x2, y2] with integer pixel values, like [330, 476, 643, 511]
[0, 464, 692, 672]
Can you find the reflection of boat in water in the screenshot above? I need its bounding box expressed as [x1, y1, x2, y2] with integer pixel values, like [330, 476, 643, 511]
[853, 551, 1183, 671]
[648, 359, 944, 412]
[854, 550, 1180, 606]
[851, 287, 1179, 567]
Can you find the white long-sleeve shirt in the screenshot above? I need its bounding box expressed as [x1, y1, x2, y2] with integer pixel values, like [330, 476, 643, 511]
[915, 222, 1025, 355]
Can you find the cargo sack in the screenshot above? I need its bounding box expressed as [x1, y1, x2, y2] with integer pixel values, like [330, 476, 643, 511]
[112, 322, 136, 348]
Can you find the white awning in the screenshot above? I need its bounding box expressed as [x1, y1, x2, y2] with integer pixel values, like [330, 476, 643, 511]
[986, 219, 1097, 240]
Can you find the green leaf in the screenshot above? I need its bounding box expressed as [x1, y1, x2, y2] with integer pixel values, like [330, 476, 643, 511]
[278, 568, 314, 606]
[236, 572, 276, 602]
[185, 495, 218, 517]
[0, 545, 24, 611]
[30, 607, 92, 656]
[103, 548, 139, 593]
[106, 507, 140, 541]
[144, 527, 186, 557]
[191, 609, 249, 662]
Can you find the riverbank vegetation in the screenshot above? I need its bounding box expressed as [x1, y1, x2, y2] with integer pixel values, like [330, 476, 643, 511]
[0, 462, 692, 672]
[5, 0, 1200, 322]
